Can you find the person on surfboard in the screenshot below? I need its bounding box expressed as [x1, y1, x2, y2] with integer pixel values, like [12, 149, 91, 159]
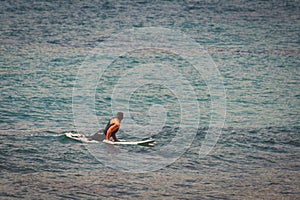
[103, 112, 123, 142]
[88, 112, 123, 142]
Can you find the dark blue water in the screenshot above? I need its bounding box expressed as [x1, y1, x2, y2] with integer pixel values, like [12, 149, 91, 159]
[1, 0, 299, 199]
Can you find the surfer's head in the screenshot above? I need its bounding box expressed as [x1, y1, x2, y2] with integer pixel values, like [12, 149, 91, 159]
[116, 112, 124, 121]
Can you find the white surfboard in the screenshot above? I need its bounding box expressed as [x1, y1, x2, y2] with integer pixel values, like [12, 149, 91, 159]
[65, 132, 99, 143]
[103, 138, 155, 146]
[65, 132, 155, 146]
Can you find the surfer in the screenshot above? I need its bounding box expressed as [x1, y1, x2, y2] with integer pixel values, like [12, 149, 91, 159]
[66, 112, 154, 145]
[103, 112, 123, 142]
[88, 112, 123, 142]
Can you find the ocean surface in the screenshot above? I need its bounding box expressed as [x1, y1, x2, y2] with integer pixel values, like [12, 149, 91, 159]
[1, 0, 299, 199]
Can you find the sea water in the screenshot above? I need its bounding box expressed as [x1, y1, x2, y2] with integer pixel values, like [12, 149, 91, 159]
[1, 0, 299, 199]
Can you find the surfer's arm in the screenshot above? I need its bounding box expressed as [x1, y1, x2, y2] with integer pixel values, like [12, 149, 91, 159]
[105, 123, 120, 141]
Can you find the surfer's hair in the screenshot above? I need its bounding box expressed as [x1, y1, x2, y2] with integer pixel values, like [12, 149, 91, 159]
[116, 112, 123, 120]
